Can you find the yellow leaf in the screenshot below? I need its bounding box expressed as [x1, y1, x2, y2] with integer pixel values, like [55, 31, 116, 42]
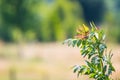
[83, 24, 89, 32]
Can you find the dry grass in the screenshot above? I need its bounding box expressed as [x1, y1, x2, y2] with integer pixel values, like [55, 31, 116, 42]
[0, 42, 120, 80]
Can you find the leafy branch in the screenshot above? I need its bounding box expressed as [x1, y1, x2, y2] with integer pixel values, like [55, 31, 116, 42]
[63, 22, 115, 80]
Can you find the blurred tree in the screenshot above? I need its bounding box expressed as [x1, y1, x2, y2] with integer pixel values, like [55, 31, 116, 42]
[0, 0, 42, 42]
[46, 0, 83, 41]
[0, 0, 83, 42]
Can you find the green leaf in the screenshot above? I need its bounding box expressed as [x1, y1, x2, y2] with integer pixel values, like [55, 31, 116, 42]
[81, 50, 89, 57]
[73, 65, 80, 73]
[72, 39, 78, 47]
[108, 66, 113, 76]
[77, 65, 89, 77]
[91, 55, 100, 65]
[109, 63, 115, 72]
[63, 38, 72, 44]
[103, 65, 107, 73]
[77, 66, 84, 77]
[89, 32, 95, 37]
[77, 40, 81, 47]
[99, 43, 107, 49]
[89, 73, 96, 78]
[88, 52, 95, 59]
[90, 22, 97, 31]
[85, 60, 93, 68]
[94, 74, 99, 79]
[99, 43, 107, 54]
[68, 39, 73, 46]
[99, 30, 105, 41]
[95, 32, 99, 39]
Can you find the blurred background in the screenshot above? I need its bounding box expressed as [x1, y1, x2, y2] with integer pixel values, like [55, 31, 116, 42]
[0, 0, 120, 80]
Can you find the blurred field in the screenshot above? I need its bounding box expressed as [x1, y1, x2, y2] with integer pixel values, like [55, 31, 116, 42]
[0, 42, 120, 80]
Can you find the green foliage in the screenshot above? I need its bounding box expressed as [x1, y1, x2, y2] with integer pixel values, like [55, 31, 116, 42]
[63, 23, 115, 80]
[0, 0, 83, 42]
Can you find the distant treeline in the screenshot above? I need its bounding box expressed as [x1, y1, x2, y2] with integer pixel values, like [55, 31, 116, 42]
[0, 0, 120, 42]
